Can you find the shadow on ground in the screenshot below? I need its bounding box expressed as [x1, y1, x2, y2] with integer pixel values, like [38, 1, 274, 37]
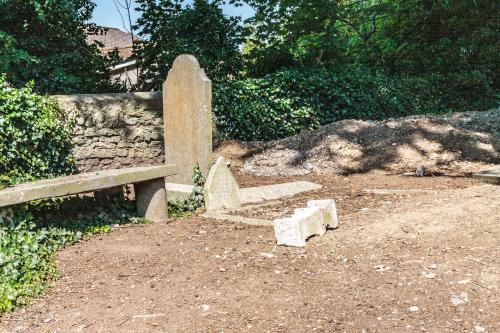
[231, 110, 499, 176]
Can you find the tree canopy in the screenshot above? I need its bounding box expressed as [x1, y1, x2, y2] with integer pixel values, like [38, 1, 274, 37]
[133, 0, 246, 90]
[0, 0, 117, 94]
[243, 0, 499, 82]
[0, 0, 496, 106]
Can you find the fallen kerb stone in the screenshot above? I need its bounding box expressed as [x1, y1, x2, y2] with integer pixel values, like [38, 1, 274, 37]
[273, 207, 327, 247]
[239, 200, 282, 212]
[204, 156, 241, 211]
[164, 180, 323, 204]
[165, 182, 194, 201]
[473, 165, 500, 184]
[307, 199, 339, 229]
[239, 181, 322, 204]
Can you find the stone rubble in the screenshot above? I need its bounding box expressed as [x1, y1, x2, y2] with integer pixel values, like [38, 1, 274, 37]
[274, 207, 326, 247]
[307, 199, 339, 229]
[273, 199, 339, 247]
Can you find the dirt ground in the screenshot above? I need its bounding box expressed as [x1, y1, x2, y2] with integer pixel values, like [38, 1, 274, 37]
[1, 172, 498, 333]
[221, 110, 499, 177]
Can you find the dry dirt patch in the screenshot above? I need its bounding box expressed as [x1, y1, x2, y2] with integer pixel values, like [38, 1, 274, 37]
[217, 110, 499, 177]
[0, 173, 498, 333]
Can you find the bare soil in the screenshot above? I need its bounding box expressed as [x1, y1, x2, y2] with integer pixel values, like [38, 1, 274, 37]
[218, 110, 499, 177]
[1, 172, 498, 333]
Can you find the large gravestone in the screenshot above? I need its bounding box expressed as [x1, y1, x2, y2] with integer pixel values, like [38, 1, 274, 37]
[163, 55, 212, 184]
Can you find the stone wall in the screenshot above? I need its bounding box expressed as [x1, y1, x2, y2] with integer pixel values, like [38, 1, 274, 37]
[55, 92, 165, 172]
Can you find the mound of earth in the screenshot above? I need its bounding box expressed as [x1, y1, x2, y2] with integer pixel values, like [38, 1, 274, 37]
[217, 110, 499, 176]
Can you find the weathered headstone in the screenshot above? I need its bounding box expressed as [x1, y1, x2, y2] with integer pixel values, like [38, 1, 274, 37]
[273, 207, 327, 247]
[163, 54, 212, 184]
[307, 199, 339, 228]
[416, 163, 425, 177]
[204, 156, 241, 211]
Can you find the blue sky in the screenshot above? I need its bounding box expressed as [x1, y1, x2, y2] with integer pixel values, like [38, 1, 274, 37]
[91, 0, 253, 32]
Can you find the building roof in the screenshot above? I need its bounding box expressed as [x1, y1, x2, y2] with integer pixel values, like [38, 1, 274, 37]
[87, 27, 137, 59]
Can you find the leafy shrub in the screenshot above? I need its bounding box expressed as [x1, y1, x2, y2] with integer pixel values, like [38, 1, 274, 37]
[214, 68, 497, 141]
[0, 208, 83, 312]
[214, 71, 320, 141]
[424, 70, 498, 112]
[0, 195, 144, 313]
[168, 165, 206, 217]
[0, 76, 75, 187]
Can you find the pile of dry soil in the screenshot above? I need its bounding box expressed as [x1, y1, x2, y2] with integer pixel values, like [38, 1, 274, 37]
[218, 110, 499, 176]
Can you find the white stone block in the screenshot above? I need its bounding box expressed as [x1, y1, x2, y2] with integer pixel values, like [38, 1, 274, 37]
[307, 199, 339, 228]
[273, 207, 326, 247]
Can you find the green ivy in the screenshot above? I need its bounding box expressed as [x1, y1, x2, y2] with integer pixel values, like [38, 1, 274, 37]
[0, 76, 75, 186]
[168, 165, 206, 218]
[213, 68, 497, 141]
[0, 195, 146, 314]
[0, 0, 119, 94]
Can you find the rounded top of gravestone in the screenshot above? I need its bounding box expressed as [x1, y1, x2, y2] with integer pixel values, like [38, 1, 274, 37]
[173, 54, 200, 67]
[167, 54, 210, 83]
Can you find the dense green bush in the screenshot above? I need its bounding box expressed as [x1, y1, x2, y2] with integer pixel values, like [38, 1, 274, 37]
[0, 76, 144, 313]
[0, 76, 75, 187]
[214, 72, 320, 140]
[0, 210, 77, 312]
[214, 68, 497, 141]
[0, 196, 144, 313]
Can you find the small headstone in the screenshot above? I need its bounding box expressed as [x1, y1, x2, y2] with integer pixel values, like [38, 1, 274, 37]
[273, 207, 326, 247]
[416, 163, 425, 177]
[307, 199, 339, 228]
[204, 156, 241, 211]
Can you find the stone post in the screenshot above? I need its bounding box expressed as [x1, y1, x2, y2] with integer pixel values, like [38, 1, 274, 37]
[135, 178, 169, 222]
[163, 55, 212, 184]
